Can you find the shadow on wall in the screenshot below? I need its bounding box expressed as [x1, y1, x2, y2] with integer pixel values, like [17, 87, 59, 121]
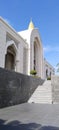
[0, 67, 44, 108]
[0, 119, 59, 130]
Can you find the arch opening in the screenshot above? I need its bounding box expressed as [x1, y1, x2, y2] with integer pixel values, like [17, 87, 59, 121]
[46, 69, 48, 78]
[33, 37, 42, 76]
[5, 45, 16, 71]
[34, 41, 38, 70]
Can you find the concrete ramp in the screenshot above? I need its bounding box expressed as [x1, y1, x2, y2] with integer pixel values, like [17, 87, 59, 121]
[28, 80, 52, 104]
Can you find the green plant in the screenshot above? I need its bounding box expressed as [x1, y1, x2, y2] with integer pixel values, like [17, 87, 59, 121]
[30, 69, 37, 75]
[47, 77, 51, 80]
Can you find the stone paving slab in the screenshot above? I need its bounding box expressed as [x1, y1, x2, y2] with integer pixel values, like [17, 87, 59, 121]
[0, 103, 59, 129]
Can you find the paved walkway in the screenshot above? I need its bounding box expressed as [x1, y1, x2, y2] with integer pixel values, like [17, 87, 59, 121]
[0, 103, 59, 129]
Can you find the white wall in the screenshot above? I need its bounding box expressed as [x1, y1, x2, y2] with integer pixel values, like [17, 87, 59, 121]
[0, 20, 6, 68]
[30, 29, 44, 78]
[44, 59, 55, 79]
[0, 18, 28, 75]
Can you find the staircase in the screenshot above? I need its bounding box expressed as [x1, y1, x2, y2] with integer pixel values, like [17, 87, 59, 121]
[28, 80, 52, 104]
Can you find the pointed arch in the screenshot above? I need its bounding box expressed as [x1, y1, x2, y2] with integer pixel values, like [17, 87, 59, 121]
[5, 41, 17, 71]
[33, 37, 42, 75]
[5, 40, 17, 54]
[30, 29, 43, 78]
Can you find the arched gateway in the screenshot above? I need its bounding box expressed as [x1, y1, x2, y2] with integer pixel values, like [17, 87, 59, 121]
[33, 37, 42, 76]
[5, 41, 17, 71]
[5, 45, 16, 70]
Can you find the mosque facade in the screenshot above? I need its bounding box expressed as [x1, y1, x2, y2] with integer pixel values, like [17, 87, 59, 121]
[0, 17, 54, 79]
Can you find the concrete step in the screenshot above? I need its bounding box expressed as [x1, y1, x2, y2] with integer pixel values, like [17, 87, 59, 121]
[28, 80, 52, 104]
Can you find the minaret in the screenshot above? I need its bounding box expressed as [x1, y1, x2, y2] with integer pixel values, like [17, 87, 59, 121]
[28, 20, 35, 30]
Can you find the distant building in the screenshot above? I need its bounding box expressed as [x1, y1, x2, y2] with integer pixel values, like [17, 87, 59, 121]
[0, 17, 54, 79]
[44, 58, 55, 79]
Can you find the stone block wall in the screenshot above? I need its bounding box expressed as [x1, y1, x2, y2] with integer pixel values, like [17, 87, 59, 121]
[51, 75, 59, 103]
[0, 68, 44, 108]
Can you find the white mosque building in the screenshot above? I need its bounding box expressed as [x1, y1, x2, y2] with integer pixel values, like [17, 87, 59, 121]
[0, 17, 54, 79]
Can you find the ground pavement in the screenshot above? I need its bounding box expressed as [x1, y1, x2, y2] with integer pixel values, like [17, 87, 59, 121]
[0, 103, 59, 130]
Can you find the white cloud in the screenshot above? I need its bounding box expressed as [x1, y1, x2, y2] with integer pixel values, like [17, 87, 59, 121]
[43, 45, 52, 52]
[43, 45, 59, 52]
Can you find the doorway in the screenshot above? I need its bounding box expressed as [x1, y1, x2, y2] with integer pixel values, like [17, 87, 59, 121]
[5, 45, 16, 70]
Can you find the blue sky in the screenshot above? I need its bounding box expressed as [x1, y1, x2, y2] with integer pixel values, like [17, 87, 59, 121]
[0, 0, 59, 72]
